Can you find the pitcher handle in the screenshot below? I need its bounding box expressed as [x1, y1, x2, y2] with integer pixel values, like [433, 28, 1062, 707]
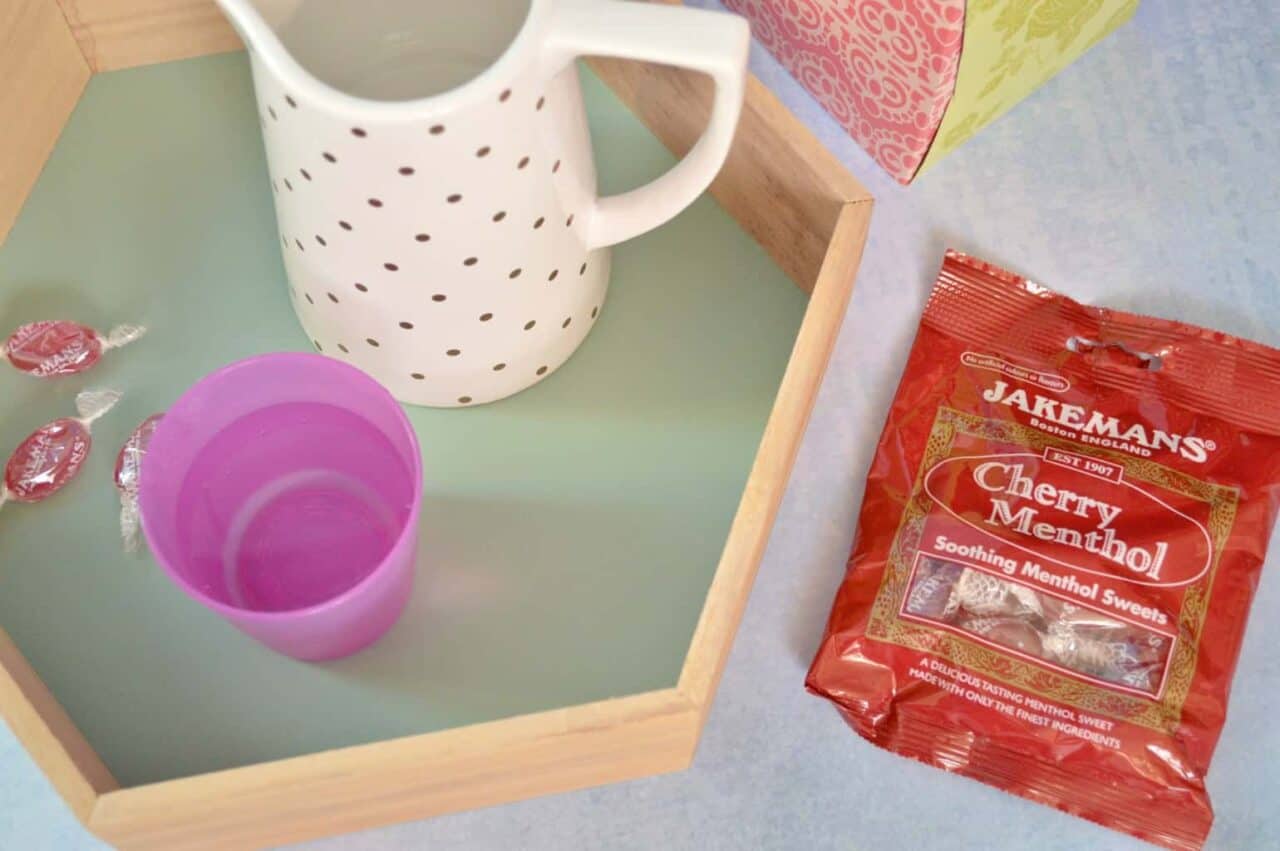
[543, 0, 749, 250]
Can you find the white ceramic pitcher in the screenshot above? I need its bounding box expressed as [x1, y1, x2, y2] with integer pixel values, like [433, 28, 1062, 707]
[215, 0, 749, 407]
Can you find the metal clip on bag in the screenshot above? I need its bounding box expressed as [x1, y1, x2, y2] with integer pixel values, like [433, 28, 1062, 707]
[807, 251, 1280, 850]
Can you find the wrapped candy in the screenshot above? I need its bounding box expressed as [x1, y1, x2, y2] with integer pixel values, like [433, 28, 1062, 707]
[114, 414, 163, 551]
[1, 389, 122, 510]
[1041, 600, 1169, 692]
[904, 563, 1170, 691]
[951, 567, 1042, 619]
[1, 320, 144, 377]
[955, 613, 1045, 657]
[903, 558, 964, 620]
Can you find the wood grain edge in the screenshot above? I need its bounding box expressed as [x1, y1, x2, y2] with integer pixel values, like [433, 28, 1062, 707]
[676, 199, 871, 721]
[87, 689, 698, 850]
[0, 3, 107, 805]
[0, 0, 91, 246]
[589, 3, 869, 293]
[53, 0, 242, 71]
[0, 627, 119, 822]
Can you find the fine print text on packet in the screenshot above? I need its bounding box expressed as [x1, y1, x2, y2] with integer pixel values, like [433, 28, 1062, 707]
[807, 251, 1280, 851]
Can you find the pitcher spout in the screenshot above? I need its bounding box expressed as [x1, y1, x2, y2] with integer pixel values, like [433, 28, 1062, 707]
[213, 0, 290, 56]
[213, 0, 320, 98]
[213, 0, 543, 109]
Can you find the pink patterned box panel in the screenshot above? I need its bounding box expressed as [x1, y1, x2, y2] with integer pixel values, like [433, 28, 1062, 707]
[725, 0, 964, 184]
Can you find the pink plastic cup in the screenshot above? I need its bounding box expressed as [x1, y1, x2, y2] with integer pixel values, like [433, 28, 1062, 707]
[140, 353, 422, 660]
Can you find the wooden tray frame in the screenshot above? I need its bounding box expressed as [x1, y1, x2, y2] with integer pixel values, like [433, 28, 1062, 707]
[0, 1, 872, 847]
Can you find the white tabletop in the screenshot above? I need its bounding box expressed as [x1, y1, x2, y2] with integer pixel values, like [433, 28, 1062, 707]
[3, 1, 1277, 848]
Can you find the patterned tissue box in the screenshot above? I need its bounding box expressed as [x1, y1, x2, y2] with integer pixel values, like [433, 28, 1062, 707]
[725, 0, 1139, 183]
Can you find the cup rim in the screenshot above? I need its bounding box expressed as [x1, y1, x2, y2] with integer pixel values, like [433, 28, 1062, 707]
[140, 352, 423, 622]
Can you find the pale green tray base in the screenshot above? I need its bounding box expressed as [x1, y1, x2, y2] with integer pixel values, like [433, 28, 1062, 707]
[0, 53, 804, 787]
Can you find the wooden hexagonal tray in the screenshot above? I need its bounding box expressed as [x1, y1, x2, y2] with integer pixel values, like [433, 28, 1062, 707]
[0, 1, 871, 848]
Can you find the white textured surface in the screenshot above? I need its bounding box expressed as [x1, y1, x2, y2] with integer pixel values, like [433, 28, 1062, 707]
[3, 1, 1278, 848]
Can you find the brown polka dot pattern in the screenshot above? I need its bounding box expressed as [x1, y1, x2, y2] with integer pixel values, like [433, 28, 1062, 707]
[259, 84, 600, 407]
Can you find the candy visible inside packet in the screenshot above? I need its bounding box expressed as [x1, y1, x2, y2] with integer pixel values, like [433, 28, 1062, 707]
[1, 320, 145, 377]
[1, 389, 123, 510]
[806, 251, 1280, 851]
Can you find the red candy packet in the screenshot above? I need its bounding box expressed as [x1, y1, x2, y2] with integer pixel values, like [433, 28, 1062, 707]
[807, 251, 1280, 850]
